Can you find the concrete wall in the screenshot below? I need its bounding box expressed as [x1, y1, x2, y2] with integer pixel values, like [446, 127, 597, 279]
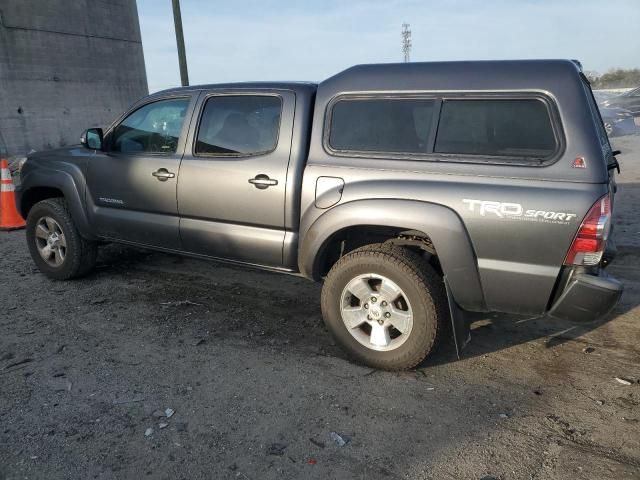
[0, 0, 148, 157]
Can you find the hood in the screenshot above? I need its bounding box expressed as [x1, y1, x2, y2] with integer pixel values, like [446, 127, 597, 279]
[27, 145, 88, 161]
[18, 145, 94, 186]
[24, 145, 95, 175]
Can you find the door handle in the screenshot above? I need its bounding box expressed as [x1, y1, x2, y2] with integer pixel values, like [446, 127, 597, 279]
[152, 168, 175, 181]
[249, 174, 278, 190]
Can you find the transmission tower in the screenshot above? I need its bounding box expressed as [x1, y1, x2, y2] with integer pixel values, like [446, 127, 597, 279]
[401, 23, 412, 63]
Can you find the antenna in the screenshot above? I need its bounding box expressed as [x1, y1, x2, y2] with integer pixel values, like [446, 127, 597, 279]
[401, 23, 412, 63]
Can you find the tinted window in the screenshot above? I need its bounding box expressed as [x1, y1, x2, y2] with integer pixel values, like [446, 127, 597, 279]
[435, 99, 556, 159]
[195, 96, 281, 156]
[329, 98, 436, 154]
[111, 98, 190, 154]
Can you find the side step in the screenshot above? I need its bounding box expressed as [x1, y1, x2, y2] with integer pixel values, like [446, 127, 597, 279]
[444, 276, 471, 359]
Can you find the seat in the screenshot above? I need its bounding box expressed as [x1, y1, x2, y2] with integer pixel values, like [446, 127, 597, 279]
[214, 113, 259, 154]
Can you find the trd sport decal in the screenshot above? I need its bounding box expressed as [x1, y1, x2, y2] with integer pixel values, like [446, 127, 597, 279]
[463, 199, 577, 224]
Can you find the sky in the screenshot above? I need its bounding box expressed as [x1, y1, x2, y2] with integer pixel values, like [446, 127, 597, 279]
[137, 0, 640, 92]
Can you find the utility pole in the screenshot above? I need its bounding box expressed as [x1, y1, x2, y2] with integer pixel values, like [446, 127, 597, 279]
[172, 0, 189, 86]
[401, 23, 412, 63]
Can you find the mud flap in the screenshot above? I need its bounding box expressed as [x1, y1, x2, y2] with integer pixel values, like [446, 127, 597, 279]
[444, 276, 471, 359]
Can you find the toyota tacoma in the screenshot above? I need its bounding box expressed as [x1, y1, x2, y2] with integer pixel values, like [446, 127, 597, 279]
[16, 60, 623, 370]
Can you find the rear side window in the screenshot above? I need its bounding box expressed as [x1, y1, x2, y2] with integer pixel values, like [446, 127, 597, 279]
[434, 99, 557, 159]
[195, 95, 282, 156]
[329, 98, 436, 154]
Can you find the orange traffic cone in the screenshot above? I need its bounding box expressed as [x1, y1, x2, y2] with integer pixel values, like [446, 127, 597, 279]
[0, 158, 26, 230]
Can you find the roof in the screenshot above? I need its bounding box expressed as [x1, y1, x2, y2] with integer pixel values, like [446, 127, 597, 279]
[151, 81, 317, 97]
[149, 60, 582, 97]
[318, 59, 583, 94]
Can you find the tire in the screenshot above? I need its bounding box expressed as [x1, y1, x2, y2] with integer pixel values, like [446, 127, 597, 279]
[321, 243, 448, 370]
[26, 198, 98, 280]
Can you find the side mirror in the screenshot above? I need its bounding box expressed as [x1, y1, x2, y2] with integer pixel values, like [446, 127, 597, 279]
[81, 128, 104, 150]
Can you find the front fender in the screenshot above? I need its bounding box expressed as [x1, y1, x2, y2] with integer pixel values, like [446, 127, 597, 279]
[298, 199, 486, 311]
[18, 167, 95, 240]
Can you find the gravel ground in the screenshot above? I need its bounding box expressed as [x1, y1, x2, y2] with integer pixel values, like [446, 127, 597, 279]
[1, 137, 640, 480]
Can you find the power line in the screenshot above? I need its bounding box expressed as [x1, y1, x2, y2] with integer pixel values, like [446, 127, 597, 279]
[401, 23, 411, 63]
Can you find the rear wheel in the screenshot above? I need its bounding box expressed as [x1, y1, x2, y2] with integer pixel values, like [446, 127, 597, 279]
[26, 198, 97, 280]
[321, 243, 447, 370]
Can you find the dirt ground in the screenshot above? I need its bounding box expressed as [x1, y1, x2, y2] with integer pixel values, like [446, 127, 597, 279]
[1, 137, 639, 480]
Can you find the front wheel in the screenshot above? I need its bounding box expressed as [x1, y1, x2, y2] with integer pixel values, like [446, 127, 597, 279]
[26, 198, 97, 280]
[321, 244, 448, 370]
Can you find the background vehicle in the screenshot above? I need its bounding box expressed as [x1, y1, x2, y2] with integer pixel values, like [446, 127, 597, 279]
[15, 60, 623, 370]
[600, 86, 640, 116]
[600, 107, 639, 136]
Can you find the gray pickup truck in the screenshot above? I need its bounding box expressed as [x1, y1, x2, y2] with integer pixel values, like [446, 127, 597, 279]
[16, 60, 623, 370]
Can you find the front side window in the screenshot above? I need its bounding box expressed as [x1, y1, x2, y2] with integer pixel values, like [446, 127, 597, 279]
[110, 97, 190, 154]
[195, 95, 282, 156]
[434, 99, 557, 159]
[329, 98, 436, 154]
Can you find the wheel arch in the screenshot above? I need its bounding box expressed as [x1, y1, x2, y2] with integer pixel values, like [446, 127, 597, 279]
[18, 169, 95, 240]
[299, 199, 486, 311]
[19, 186, 64, 216]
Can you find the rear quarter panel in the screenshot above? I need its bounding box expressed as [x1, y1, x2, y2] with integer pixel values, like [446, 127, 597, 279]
[301, 167, 606, 314]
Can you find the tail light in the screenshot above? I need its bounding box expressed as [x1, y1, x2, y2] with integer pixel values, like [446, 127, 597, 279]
[564, 194, 611, 266]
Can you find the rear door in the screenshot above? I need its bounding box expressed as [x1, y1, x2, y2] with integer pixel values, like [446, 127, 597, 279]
[177, 90, 295, 267]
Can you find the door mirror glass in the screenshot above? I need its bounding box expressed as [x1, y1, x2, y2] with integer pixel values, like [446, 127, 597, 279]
[81, 128, 104, 150]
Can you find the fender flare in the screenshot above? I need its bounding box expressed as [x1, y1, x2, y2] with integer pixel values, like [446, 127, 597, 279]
[18, 167, 95, 240]
[298, 199, 486, 311]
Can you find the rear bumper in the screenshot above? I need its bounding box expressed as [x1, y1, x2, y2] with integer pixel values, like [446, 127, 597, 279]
[548, 271, 623, 323]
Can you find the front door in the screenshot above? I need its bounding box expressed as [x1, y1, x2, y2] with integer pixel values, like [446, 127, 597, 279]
[86, 95, 195, 249]
[177, 91, 295, 267]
